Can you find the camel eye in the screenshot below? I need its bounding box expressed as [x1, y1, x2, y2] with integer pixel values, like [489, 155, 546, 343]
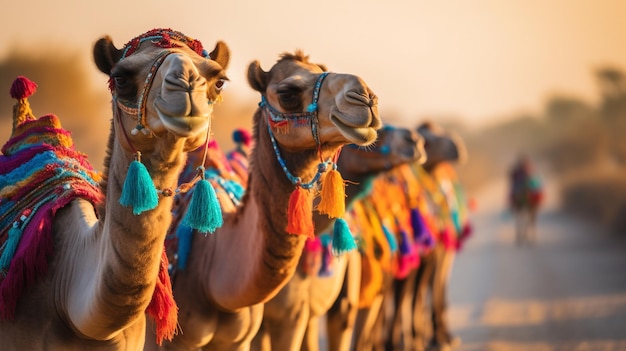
[277, 87, 302, 111]
[111, 74, 136, 100]
[215, 79, 226, 91]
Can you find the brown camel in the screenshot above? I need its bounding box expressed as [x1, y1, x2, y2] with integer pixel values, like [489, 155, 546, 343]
[252, 125, 425, 351]
[349, 122, 465, 351]
[508, 154, 543, 246]
[0, 28, 230, 350]
[145, 51, 382, 351]
[395, 122, 469, 351]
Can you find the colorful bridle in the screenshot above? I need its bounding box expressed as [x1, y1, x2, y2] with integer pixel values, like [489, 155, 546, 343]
[110, 29, 223, 234]
[258, 71, 356, 254]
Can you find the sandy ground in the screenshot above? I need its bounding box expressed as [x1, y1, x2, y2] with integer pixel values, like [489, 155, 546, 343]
[448, 178, 626, 351]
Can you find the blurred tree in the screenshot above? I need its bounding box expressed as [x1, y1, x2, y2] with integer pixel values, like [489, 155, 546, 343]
[596, 66, 626, 165]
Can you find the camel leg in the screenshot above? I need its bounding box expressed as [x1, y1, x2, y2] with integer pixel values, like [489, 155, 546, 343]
[412, 251, 436, 350]
[326, 252, 361, 351]
[302, 315, 321, 351]
[266, 305, 310, 351]
[352, 294, 384, 351]
[388, 269, 417, 350]
[429, 244, 457, 349]
[529, 208, 538, 245]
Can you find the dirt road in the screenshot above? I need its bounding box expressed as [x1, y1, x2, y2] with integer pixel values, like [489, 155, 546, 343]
[448, 179, 626, 351]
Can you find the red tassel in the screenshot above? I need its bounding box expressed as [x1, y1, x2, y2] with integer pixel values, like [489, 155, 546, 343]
[286, 186, 314, 237]
[146, 248, 178, 345]
[10, 76, 38, 100]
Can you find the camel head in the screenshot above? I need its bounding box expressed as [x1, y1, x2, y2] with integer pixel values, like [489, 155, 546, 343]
[93, 29, 230, 158]
[417, 121, 467, 171]
[339, 125, 426, 175]
[247, 50, 381, 154]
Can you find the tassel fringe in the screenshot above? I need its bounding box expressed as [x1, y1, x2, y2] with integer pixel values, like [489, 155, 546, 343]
[146, 249, 178, 345]
[286, 186, 314, 237]
[182, 179, 223, 233]
[119, 159, 159, 215]
[317, 167, 346, 218]
[331, 218, 357, 255]
[0, 225, 22, 270]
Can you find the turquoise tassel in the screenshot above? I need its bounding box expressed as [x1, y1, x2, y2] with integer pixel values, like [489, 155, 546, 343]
[119, 160, 158, 215]
[182, 179, 223, 233]
[331, 218, 357, 256]
[382, 224, 399, 253]
[0, 224, 23, 270]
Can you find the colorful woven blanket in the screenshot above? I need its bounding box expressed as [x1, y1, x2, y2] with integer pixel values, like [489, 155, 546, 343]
[0, 113, 103, 319]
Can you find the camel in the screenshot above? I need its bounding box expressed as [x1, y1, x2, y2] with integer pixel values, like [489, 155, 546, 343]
[395, 122, 470, 351]
[0, 28, 230, 350]
[508, 154, 543, 246]
[251, 125, 425, 351]
[347, 122, 466, 351]
[145, 50, 382, 351]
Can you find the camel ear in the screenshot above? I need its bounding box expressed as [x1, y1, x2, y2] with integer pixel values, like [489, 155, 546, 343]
[208, 41, 230, 70]
[93, 36, 122, 75]
[247, 60, 269, 93]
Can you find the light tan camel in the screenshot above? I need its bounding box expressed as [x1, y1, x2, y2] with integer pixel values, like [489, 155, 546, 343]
[145, 51, 382, 351]
[390, 122, 469, 351]
[252, 125, 425, 351]
[0, 28, 230, 350]
[350, 123, 465, 351]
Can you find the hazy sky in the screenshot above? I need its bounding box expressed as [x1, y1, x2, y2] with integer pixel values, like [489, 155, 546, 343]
[2, 0, 626, 129]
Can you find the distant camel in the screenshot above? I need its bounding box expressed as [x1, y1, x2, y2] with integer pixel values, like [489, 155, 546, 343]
[509, 155, 543, 246]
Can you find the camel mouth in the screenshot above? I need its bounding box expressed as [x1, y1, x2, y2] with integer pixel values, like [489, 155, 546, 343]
[329, 112, 378, 146]
[157, 109, 211, 137]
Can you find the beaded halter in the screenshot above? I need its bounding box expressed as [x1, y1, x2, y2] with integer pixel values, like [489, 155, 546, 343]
[110, 29, 223, 236]
[260, 72, 330, 191]
[259, 71, 355, 253]
[112, 29, 213, 137]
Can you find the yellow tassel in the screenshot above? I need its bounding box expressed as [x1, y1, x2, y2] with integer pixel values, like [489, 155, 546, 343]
[317, 167, 346, 218]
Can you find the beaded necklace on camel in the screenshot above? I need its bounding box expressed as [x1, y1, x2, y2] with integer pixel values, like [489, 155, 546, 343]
[259, 72, 356, 255]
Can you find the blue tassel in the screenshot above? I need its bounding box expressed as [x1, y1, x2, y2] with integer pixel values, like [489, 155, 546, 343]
[182, 179, 223, 233]
[175, 224, 194, 271]
[0, 224, 23, 270]
[331, 218, 357, 256]
[306, 102, 318, 113]
[119, 160, 158, 215]
[410, 208, 427, 241]
[399, 228, 412, 255]
[382, 224, 398, 253]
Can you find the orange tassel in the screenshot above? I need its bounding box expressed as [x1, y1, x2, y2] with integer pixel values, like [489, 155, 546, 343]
[317, 168, 346, 218]
[286, 186, 314, 237]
